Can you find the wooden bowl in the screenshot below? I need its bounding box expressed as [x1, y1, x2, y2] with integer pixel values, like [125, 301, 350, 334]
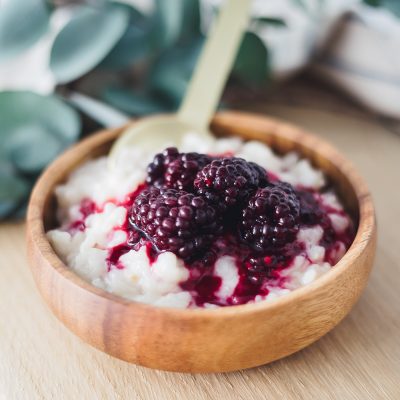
[27, 111, 376, 373]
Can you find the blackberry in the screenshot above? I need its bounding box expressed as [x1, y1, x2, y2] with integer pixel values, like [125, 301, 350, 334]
[296, 189, 336, 248]
[240, 182, 300, 251]
[146, 147, 212, 191]
[297, 189, 332, 229]
[248, 162, 269, 187]
[129, 187, 221, 259]
[194, 157, 266, 209]
[146, 147, 178, 187]
[297, 189, 323, 226]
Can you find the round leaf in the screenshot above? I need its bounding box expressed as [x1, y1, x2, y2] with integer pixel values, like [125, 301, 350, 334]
[10, 203, 28, 220]
[0, 0, 50, 62]
[381, 0, 400, 17]
[0, 91, 81, 173]
[66, 91, 128, 128]
[232, 32, 269, 84]
[0, 163, 30, 218]
[153, 0, 200, 49]
[150, 67, 187, 107]
[4, 125, 62, 173]
[150, 37, 204, 106]
[102, 87, 170, 115]
[363, 0, 381, 5]
[180, 0, 201, 42]
[100, 24, 152, 69]
[100, 5, 152, 69]
[0, 91, 80, 143]
[154, 0, 183, 48]
[50, 5, 130, 83]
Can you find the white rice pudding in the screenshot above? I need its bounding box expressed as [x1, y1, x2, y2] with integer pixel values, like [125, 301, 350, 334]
[47, 133, 354, 309]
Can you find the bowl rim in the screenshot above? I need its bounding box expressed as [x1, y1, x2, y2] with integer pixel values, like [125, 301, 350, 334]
[27, 111, 376, 319]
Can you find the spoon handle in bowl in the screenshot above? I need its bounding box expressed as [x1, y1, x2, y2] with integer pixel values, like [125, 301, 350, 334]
[177, 0, 252, 132]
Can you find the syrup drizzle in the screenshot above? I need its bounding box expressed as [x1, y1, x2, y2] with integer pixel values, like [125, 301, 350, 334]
[69, 181, 355, 307]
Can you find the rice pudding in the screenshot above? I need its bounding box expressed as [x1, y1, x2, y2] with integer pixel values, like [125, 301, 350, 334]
[47, 133, 354, 309]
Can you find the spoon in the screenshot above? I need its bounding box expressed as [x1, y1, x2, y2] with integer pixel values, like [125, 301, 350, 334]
[109, 0, 253, 164]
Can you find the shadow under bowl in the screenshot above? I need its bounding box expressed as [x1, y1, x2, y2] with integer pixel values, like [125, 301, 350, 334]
[27, 111, 376, 373]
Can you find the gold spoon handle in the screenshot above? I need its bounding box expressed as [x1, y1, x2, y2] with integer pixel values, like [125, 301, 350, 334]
[177, 0, 252, 132]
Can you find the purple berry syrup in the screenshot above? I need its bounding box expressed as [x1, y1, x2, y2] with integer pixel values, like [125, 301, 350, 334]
[68, 163, 355, 308]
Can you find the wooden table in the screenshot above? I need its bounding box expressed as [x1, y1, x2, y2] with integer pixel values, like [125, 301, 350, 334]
[1, 106, 399, 399]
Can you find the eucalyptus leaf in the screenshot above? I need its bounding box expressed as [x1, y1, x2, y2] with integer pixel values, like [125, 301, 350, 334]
[50, 4, 130, 83]
[100, 4, 153, 69]
[103, 87, 169, 115]
[150, 37, 204, 106]
[4, 125, 62, 173]
[10, 202, 28, 220]
[363, 0, 381, 5]
[362, 0, 400, 17]
[0, 91, 80, 173]
[0, 91, 80, 143]
[0, 165, 30, 218]
[0, 0, 50, 62]
[255, 17, 287, 27]
[150, 68, 188, 107]
[100, 23, 152, 69]
[179, 0, 201, 43]
[381, 0, 400, 17]
[153, 0, 200, 49]
[154, 0, 183, 48]
[66, 91, 128, 127]
[232, 32, 269, 84]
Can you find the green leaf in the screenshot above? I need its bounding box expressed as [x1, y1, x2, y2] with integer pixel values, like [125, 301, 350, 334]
[153, 0, 200, 48]
[65, 91, 128, 128]
[362, 0, 381, 6]
[100, 12, 153, 69]
[0, 91, 81, 173]
[381, 0, 400, 17]
[104, 25, 150, 68]
[0, 163, 30, 218]
[150, 67, 188, 107]
[232, 32, 269, 84]
[179, 0, 201, 43]
[0, 0, 50, 62]
[4, 125, 62, 173]
[154, 0, 183, 48]
[362, 0, 400, 17]
[102, 87, 170, 115]
[255, 17, 287, 27]
[150, 37, 204, 106]
[10, 202, 28, 220]
[0, 91, 80, 143]
[50, 4, 130, 83]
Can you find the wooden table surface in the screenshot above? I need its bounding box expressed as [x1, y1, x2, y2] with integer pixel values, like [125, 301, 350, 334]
[1, 106, 399, 399]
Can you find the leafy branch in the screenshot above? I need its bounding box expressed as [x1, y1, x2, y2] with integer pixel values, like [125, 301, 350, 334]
[3, 0, 393, 217]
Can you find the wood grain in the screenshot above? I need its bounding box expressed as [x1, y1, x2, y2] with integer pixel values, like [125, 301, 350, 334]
[26, 111, 375, 373]
[1, 106, 398, 398]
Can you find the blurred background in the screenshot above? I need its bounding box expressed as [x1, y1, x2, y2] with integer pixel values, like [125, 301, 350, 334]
[1, 0, 399, 219]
